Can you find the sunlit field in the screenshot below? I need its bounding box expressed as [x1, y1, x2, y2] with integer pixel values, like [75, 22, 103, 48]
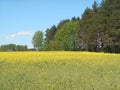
[0, 52, 120, 90]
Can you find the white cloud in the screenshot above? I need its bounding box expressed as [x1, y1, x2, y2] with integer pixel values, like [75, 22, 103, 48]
[6, 31, 35, 39]
[10, 34, 16, 38]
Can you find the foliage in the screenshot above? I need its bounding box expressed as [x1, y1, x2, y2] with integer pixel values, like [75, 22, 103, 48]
[32, 31, 43, 50]
[43, 25, 57, 50]
[44, 0, 120, 53]
[55, 20, 80, 50]
[0, 44, 27, 51]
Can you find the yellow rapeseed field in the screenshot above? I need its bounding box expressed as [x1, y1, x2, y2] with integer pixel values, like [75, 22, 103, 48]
[0, 51, 119, 63]
[0, 51, 120, 90]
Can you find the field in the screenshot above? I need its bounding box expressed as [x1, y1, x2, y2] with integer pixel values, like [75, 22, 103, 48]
[0, 52, 120, 90]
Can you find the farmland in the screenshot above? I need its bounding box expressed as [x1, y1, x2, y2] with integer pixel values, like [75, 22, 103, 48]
[0, 52, 120, 90]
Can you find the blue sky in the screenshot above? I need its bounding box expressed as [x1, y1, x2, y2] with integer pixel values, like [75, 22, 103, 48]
[0, 0, 102, 48]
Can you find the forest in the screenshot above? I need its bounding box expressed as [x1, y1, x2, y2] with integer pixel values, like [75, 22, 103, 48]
[0, 0, 120, 53]
[43, 0, 120, 53]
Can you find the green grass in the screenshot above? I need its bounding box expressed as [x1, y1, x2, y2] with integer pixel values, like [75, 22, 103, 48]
[0, 52, 120, 90]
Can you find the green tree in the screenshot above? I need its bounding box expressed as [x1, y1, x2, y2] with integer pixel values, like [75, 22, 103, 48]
[0, 44, 28, 51]
[57, 19, 70, 29]
[98, 0, 120, 53]
[32, 31, 43, 51]
[81, 7, 93, 51]
[44, 25, 57, 50]
[55, 20, 80, 50]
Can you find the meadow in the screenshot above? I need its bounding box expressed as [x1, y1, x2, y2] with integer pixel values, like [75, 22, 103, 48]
[0, 51, 120, 90]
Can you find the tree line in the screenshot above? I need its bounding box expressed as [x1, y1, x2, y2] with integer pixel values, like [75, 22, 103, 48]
[0, 44, 28, 51]
[32, 0, 120, 53]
